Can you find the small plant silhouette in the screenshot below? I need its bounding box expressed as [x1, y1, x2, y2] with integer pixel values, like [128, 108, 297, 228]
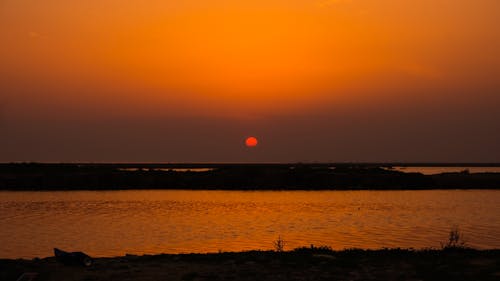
[274, 235, 285, 252]
[441, 226, 467, 249]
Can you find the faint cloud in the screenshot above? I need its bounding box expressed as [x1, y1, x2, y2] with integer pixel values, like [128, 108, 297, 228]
[317, 0, 353, 7]
[28, 31, 47, 39]
[0, 100, 6, 129]
[359, 9, 369, 16]
[399, 63, 443, 80]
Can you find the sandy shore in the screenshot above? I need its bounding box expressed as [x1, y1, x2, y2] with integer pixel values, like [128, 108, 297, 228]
[1, 248, 499, 281]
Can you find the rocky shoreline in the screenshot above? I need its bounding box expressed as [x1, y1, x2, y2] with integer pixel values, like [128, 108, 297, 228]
[1, 248, 499, 281]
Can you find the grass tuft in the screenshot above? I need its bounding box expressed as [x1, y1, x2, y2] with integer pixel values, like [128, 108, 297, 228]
[441, 226, 468, 249]
[273, 236, 285, 252]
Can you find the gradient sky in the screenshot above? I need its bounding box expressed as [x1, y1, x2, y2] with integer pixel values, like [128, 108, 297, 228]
[1, 0, 499, 162]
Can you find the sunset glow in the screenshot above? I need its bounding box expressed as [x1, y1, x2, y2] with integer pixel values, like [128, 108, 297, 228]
[1, 2, 500, 272]
[2, 0, 498, 115]
[1, 0, 499, 162]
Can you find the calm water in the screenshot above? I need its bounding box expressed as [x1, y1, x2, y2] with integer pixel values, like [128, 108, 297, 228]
[388, 166, 500, 175]
[0, 190, 499, 258]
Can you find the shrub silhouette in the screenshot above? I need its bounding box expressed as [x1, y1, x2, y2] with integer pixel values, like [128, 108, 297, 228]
[274, 235, 285, 252]
[441, 226, 467, 249]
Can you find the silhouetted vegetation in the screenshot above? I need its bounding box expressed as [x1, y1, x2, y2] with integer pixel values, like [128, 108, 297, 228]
[273, 236, 285, 252]
[1, 248, 499, 281]
[0, 229, 496, 280]
[1, 163, 500, 190]
[441, 226, 468, 249]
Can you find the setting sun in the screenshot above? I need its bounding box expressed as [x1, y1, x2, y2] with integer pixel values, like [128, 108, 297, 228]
[0, 0, 499, 161]
[245, 137, 258, 147]
[0, 1, 499, 279]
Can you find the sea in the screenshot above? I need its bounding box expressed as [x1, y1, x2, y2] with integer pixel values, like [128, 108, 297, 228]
[1, 186, 499, 258]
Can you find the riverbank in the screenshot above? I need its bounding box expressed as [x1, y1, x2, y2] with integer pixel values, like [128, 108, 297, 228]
[1, 248, 499, 281]
[2, 163, 500, 190]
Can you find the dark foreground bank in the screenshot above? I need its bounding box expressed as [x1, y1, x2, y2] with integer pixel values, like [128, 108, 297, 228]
[2, 163, 500, 190]
[1, 248, 499, 281]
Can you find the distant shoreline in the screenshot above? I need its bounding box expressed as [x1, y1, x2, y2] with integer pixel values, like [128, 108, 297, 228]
[2, 163, 500, 190]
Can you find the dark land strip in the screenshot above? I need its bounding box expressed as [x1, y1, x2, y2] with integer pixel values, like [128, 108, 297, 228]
[1, 163, 500, 190]
[1, 248, 499, 281]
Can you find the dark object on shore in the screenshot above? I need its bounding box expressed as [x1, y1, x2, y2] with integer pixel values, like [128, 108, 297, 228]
[15, 272, 38, 281]
[54, 248, 93, 267]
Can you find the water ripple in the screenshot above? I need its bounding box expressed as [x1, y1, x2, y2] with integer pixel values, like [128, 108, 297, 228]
[0, 190, 499, 258]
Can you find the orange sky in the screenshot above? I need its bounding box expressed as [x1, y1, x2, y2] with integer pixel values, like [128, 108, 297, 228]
[1, 0, 499, 162]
